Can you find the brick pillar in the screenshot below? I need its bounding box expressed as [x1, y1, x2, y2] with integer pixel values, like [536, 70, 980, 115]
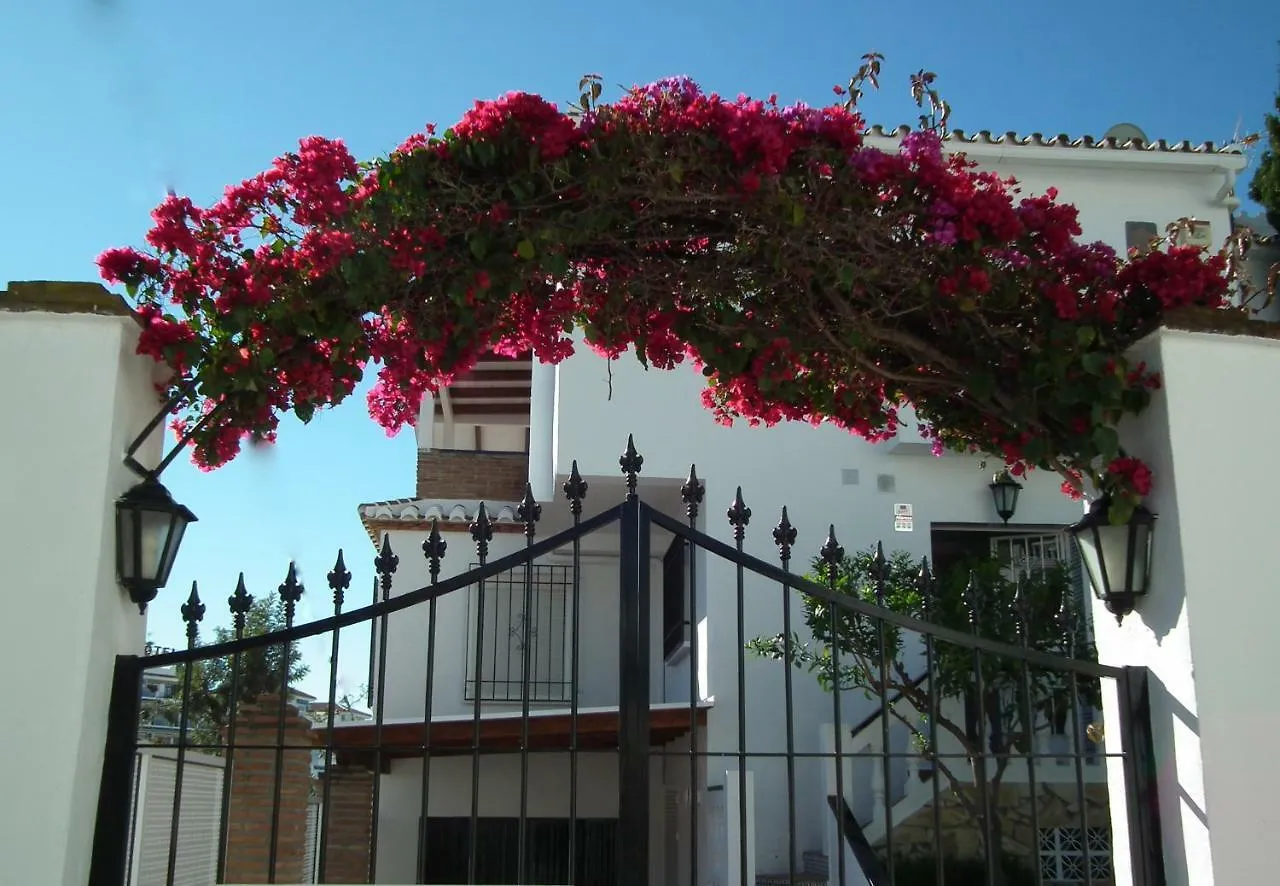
[415, 449, 529, 500]
[320, 765, 376, 884]
[224, 696, 316, 884]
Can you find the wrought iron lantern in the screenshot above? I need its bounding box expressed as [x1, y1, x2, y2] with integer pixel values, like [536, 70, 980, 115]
[988, 470, 1022, 524]
[115, 477, 197, 612]
[1065, 496, 1156, 625]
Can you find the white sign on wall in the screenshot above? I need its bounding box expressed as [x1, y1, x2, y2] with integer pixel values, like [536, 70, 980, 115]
[894, 503, 913, 532]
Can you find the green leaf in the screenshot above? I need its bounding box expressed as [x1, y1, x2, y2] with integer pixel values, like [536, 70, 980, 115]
[545, 252, 569, 276]
[469, 236, 488, 260]
[670, 163, 683, 184]
[791, 201, 805, 226]
[295, 401, 316, 424]
[838, 265, 855, 291]
[1092, 426, 1120, 460]
[1077, 327, 1096, 347]
[1081, 352, 1109, 376]
[517, 239, 536, 260]
[1107, 498, 1135, 526]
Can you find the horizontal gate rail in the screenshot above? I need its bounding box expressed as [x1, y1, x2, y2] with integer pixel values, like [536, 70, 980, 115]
[135, 504, 622, 669]
[645, 504, 1125, 679]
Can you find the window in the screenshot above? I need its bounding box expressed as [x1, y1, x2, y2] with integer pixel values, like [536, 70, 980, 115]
[990, 532, 1067, 581]
[465, 563, 572, 702]
[1039, 826, 1112, 883]
[662, 538, 689, 662]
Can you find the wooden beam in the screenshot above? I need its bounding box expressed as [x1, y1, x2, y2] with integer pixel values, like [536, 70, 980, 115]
[324, 706, 708, 765]
[455, 369, 534, 384]
[442, 386, 533, 400]
[434, 402, 531, 417]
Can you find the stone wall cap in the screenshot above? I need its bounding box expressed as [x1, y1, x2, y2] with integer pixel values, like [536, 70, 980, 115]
[1, 281, 135, 317]
[1161, 306, 1280, 341]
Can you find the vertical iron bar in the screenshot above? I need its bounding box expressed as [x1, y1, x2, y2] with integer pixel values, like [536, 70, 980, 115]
[636, 502, 652, 883]
[681, 466, 703, 886]
[619, 437, 647, 886]
[517, 485, 542, 885]
[371, 536, 399, 883]
[773, 509, 799, 886]
[1119, 667, 1166, 886]
[1058, 597, 1092, 886]
[166, 584, 205, 886]
[126, 749, 144, 884]
[496, 567, 508, 699]
[556, 567, 566, 700]
[872, 544, 895, 883]
[418, 521, 446, 883]
[216, 575, 252, 884]
[564, 462, 588, 885]
[319, 553, 351, 883]
[727, 489, 751, 886]
[1068, 670, 1093, 886]
[617, 493, 650, 886]
[269, 563, 302, 884]
[974, 648, 996, 885]
[919, 561, 945, 886]
[820, 527, 847, 886]
[368, 574, 377, 709]
[966, 576, 997, 886]
[88, 655, 143, 886]
[1014, 577, 1044, 886]
[469, 507, 494, 885]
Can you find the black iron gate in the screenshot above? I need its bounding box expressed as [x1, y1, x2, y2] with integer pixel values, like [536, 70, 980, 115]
[88, 438, 1164, 886]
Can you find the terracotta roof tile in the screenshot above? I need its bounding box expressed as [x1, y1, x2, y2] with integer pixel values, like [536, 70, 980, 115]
[865, 124, 1243, 155]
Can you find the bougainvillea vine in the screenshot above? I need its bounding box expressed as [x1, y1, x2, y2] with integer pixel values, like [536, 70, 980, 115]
[99, 59, 1242, 523]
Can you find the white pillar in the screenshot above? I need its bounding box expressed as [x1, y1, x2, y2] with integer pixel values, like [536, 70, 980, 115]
[0, 282, 164, 886]
[413, 391, 435, 451]
[528, 355, 557, 501]
[1102, 322, 1280, 885]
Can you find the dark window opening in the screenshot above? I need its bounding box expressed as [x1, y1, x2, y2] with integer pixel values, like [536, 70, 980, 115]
[420, 817, 617, 885]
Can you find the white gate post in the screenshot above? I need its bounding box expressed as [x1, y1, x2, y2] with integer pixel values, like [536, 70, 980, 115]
[1099, 320, 1280, 886]
[0, 282, 167, 886]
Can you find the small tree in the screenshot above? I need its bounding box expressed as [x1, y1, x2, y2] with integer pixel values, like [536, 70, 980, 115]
[749, 547, 1098, 882]
[152, 596, 310, 751]
[1249, 85, 1280, 232]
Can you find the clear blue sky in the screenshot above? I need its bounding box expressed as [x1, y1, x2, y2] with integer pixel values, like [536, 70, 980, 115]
[3, 0, 1276, 699]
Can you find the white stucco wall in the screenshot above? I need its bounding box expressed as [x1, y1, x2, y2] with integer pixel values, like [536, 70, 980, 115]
[1104, 327, 1280, 886]
[0, 295, 161, 886]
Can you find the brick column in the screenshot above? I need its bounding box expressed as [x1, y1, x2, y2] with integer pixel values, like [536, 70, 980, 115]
[416, 449, 528, 499]
[224, 696, 316, 884]
[320, 765, 376, 884]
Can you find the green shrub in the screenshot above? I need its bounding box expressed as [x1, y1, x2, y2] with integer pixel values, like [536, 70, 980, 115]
[1249, 90, 1280, 232]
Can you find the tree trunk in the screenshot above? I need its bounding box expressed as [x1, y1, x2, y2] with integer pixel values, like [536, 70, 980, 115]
[984, 812, 1008, 886]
